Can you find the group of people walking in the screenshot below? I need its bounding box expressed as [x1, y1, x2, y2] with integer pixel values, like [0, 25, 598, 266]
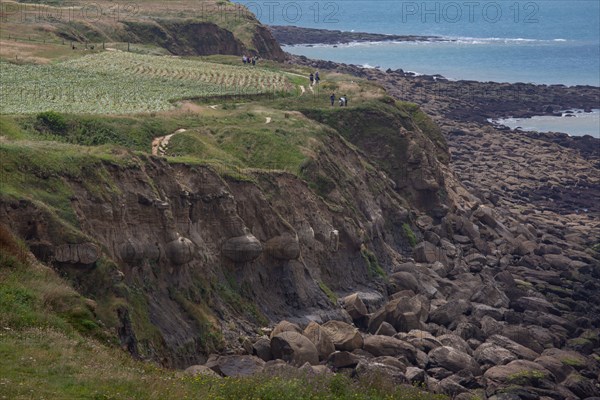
[242, 55, 258, 65]
[330, 93, 348, 107]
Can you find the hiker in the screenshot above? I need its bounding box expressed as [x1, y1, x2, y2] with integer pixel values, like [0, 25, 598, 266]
[242, 55, 247, 64]
[339, 96, 345, 107]
[252, 57, 256, 66]
[330, 93, 335, 106]
[315, 71, 320, 84]
[309, 73, 314, 85]
[343, 94, 348, 106]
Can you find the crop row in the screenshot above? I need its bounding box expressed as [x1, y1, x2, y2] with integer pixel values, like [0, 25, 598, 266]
[0, 52, 291, 114]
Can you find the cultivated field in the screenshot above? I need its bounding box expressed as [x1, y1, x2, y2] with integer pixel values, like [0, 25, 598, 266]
[0, 51, 291, 114]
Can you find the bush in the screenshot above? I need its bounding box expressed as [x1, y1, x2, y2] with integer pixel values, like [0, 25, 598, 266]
[36, 111, 67, 134]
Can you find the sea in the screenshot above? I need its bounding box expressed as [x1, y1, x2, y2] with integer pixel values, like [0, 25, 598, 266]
[235, 0, 600, 137]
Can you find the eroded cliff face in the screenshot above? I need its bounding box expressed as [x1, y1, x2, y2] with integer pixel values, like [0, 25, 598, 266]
[1, 119, 443, 366]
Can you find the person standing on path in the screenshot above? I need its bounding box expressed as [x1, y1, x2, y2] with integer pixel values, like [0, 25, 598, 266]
[315, 71, 320, 84]
[309, 73, 314, 86]
[330, 93, 335, 106]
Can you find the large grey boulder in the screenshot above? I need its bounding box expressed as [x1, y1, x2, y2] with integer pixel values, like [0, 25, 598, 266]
[363, 335, 418, 363]
[486, 335, 540, 361]
[303, 321, 335, 360]
[270, 320, 302, 339]
[429, 300, 470, 327]
[341, 293, 369, 321]
[321, 320, 363, 351]
[205, 355, 265, 377]
[271, 331, 319, 367]
[184, 365, 222, 378]
[222, 234, 262, 262]
[474, 343, 517, 369]
[428, 346, 482, 376]
[483, 359, 553, 384]
[413, 241, 448, 265]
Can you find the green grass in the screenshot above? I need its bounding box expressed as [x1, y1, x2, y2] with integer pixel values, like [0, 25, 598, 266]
[318, 281, 338, 305]
[402, 223, 417, 248]
[361, 247, 386, 279]
[0, 52, 291, 114]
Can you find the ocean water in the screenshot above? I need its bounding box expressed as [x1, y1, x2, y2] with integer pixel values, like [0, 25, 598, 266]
[493, 109, 600, 138]
[236, 0, 600, 136]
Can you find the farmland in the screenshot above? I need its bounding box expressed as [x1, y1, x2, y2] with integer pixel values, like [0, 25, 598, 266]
[0, 51, 292, 114]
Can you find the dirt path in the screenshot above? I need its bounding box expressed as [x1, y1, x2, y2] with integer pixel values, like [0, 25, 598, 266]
[151, 128, 187, 156]
[299, 85, 306, 95]
[265, 117, 272, 124]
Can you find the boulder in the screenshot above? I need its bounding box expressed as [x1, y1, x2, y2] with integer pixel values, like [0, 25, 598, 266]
[355, 360, 407, 385]
[428, 346, 481, 376]
[474, 343, 517, 369]
[363, 335, 417, 363]
[252, 338, 273, 362]
[222, 234, 262, 262]
[405, 366, 426, 384]
[511, 296, 560, 315]
[321, 320, 363, 351]
[534, 355, 575, 383]
[265, 234, 300, 260]
[413, 241, 448, 265]
[386, 295, 429, 332]
[341, 293, 369, 321]
[54, 242, 100, 265]
[165, 237, 194, 265]
[541, 348, 590, 371]
[429, 300, 470, 327]
[375, 321, 397, 336]
[303, 321, 335, 360]
[270, 320, 302, 339]
[562, 373, 598, 398]
[327, 351, 360, 369]
[437, 334, 473, 356]
[486, 335, 540, 361]
[389, 271, 420, 293]
[271, 331, 319, 367]
[205, 355, 265, 377]
[184, 365, 222, 378]
[483, 359, 553, 385]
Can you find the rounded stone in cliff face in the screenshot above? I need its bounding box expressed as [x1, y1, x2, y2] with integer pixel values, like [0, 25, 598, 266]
[165, 237, 195, 265]
[119, 240, 144, 264]
[54, 242, 100, 265]
[270, 331, 319, 367]
[222, 234, 262, 263]
[265, 234, 300, 260]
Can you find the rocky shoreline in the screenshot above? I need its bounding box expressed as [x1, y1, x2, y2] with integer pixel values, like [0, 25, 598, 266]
[268, 25, 445, 46]
[179, 53, 600, 398]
